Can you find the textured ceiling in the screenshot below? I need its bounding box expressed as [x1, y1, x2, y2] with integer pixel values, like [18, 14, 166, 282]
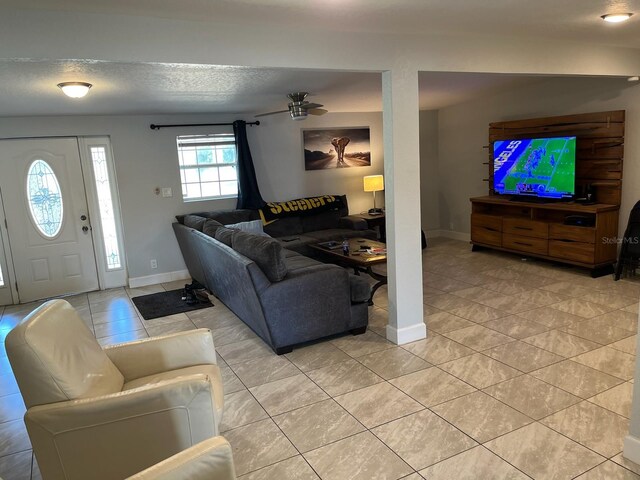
[0, 59, 550, 117]
[0, 61, 382, 116]
[5, 0, 640, 47]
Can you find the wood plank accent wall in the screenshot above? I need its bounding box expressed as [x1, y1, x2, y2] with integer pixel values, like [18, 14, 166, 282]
[488, 110, 625, 206]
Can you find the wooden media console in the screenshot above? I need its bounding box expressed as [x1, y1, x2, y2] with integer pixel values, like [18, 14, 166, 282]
[470, 110, 624, 277]
[471, 196, 618, 276]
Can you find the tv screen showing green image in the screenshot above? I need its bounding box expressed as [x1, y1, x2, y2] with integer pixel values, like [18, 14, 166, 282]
[493, 136, 577, 199]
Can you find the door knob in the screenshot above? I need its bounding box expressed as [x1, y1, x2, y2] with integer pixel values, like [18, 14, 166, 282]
[80, 215, 87, 221]
[82, 226, 89, 233]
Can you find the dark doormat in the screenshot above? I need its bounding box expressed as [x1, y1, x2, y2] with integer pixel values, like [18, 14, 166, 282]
[132, 289, 213, 320]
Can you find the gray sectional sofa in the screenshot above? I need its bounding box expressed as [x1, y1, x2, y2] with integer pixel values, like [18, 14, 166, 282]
[173, 195, 374, 354]
[179, 194, 376, 257]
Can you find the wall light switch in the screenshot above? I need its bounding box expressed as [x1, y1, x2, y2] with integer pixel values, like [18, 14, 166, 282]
[161, 187, 173, 198]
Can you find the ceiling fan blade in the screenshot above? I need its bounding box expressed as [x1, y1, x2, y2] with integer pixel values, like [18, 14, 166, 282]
[307, 108, 328, 116]
[301, 102, 324, 110]
[254, 109, 290, 118]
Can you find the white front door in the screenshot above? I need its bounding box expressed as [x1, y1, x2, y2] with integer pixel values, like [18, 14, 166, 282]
[0, 138, 99, 302]
[0, 191, 13, 305]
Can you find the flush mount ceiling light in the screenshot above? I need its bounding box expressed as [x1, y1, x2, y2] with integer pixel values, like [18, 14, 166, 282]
[628, 76, 640, 82]
[601, 13, 633, 23]
[57, 82, 92, 98]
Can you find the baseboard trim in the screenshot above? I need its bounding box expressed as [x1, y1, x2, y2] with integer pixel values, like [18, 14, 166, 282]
[436, 230, 471, 242]
[624, 435, 640, 465]
[386, 322, 427, 345]
[128, 269, 190, 288]
[425, 229, 443, 238]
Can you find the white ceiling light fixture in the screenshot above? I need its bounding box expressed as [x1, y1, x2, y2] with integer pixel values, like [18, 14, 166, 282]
[601, 13, 633, 23]
[628, 76, 640, 82]
[57, 82, 92, 98]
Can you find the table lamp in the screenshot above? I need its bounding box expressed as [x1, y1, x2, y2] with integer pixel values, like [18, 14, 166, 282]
[363, 175, 384, 215]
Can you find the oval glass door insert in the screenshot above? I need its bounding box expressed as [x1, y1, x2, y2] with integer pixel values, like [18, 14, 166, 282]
[27, 160, 64, 238]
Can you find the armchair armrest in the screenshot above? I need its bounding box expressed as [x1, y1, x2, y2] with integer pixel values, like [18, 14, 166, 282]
[127, 436, 236, 480]
[340, 215, 368, 231]
[103, 328, 217, 381]
[26, 375, 219, 480]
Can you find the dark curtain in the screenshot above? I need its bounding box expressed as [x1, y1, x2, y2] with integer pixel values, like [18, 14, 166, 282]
[233, 120, 265, 209]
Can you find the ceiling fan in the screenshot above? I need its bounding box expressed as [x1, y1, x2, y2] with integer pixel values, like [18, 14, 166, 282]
[255, 92, 328, 121]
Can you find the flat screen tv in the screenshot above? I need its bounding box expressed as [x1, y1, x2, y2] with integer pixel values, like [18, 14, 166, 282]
[493, 136, 577, 199]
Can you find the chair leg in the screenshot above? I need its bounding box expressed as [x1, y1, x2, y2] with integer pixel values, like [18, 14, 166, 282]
[615, 260, 623, 281]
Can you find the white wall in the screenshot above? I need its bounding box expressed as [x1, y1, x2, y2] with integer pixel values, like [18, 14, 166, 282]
[0, 111, 383, 281]
[434, 76, 640, 237]
[419, 110, 440, 232]
[251, 112, 384, 213]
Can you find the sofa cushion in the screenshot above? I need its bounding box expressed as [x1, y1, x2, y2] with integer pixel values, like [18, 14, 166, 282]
[183, 215, 207, 231]
[214, 226, 235, 246]
[284, 253, 323, 272]
[201, 209, 257, 225]
[226, 219, 269, 236]
[301, 210, 342, 233]
[264, 217, 303, 237]
[275, 235, 318, 253]
[232, 230, 288, 282]
[349, 275, 371, 303]
[202, 219, 223, 237]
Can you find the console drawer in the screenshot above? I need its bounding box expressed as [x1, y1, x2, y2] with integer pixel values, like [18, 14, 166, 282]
[549, 240, 595, 264]
[471, 225, 502, 247]
[549, 224, 595, 244]
[471, 214, 502, 231]
[503, 217, 548, 239]
[503, 233, 548, 255]
[471, 214, 502, 247]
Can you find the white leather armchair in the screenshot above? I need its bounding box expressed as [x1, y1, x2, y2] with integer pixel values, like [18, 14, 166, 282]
[127, 436, 236, 480]
[5, 299, 224, 480]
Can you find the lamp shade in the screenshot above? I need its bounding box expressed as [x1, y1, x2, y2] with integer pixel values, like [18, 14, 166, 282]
[363, 175, 384, 192]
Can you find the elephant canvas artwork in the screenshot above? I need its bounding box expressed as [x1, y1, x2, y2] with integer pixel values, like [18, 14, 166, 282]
[303, 127, 371, 170]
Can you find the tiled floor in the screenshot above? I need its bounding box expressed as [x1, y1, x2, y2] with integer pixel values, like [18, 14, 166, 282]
[1, 238, 640, 479]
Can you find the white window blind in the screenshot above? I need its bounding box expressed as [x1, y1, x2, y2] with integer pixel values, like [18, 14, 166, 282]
[176, 134, 238, 201]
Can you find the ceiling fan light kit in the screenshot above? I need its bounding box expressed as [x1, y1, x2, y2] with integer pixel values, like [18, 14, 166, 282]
[290, 104, 308, 120]
[256, 92, 327, 120]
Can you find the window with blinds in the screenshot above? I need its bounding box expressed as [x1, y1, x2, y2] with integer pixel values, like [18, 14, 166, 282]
[176, 134, 238, 201]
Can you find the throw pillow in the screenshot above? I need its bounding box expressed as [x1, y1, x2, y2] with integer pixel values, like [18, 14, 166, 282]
[232, 230, 287, 282]
[225, 219, 269, 237]
[183, 215, 207, 231]
[202, 218, 223, 237]
[214, 226, 234, 246]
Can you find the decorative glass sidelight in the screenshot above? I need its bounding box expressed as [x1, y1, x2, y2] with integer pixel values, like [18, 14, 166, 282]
[89, 146, 121, 270]
[27, 160, 64, 238]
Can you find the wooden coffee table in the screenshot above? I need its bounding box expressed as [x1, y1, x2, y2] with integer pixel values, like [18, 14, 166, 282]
[309, 237, 387, 305]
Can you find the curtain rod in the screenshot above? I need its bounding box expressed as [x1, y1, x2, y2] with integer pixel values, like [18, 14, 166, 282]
[150, 121, 260, 130]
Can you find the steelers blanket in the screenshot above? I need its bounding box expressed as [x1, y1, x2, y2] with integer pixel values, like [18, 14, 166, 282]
[259, 195, 344, 224]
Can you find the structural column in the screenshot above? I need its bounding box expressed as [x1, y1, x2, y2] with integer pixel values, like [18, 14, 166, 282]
[382, 68, 426, 344]
[623, 318, 640, 463]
